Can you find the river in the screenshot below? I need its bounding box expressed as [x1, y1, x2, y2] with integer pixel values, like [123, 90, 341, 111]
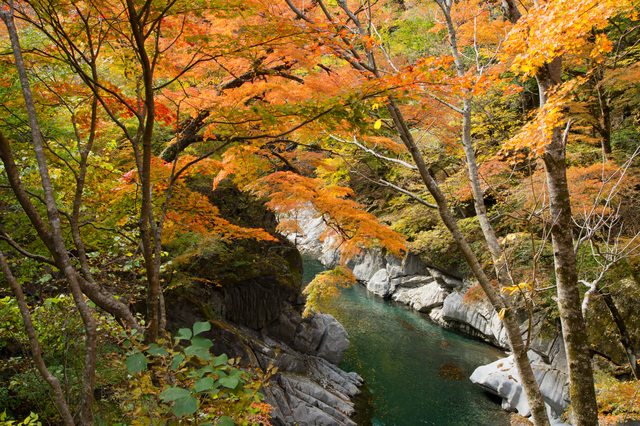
[302, 256, 512, 426]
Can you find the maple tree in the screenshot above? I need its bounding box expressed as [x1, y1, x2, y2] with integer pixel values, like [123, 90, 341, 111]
[273, 1, 640, 425]
[0, 0, 410, 422]
[0, 0, 294, 421]
[273, 1, 553, 424]
[1, 0, 640, 423]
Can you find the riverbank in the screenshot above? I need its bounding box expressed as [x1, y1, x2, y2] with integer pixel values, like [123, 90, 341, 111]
[285, 208, 570, 424]
[305, 255, 512, 425]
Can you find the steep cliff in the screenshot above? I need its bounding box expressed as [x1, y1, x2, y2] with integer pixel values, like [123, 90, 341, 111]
[160, 184, 362, 425]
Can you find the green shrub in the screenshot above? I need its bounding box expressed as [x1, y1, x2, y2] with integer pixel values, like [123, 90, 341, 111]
[118, 322, 274, 425]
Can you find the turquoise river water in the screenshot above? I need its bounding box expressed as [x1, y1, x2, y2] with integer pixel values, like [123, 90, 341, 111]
[302, 256, 511, 426]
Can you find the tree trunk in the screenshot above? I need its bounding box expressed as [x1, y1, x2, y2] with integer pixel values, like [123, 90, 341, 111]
[1, 7, 98, 423]
[0, 250, 75, 426]
[386, 99, 551, 426]
[596, 81, 612, 157]
[436, 4, 550, 423]
[537, 58, 599, 426]
[0, 131, 143, 334]
[497, 3, 600, 423]
[126, 0, 160, 343]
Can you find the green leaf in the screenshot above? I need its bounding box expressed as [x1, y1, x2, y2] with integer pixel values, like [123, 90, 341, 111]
[193, 321, 211, 336]
[190, 336, 214, 349]
[216, 416, 235, 426]
[175, 328, 192, 341]
[212, 353, 228, 366]
[125, 353, 148, 373]
[185, 345, 211, 360]
[194, 377, 214, 392]
[171, 396, 198, 417]
[170, 353, 185, 371]
[146, 343, 169, 357]
[219, 376, 239, 389]
[203, 387, 220, 395]
[228, 368, 242, 378]
[159, 387, 191, 402]
[198, 365, 216, 377]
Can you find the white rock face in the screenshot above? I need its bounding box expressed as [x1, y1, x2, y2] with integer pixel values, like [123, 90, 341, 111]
[353, 252, 386, 281]
[393, 282, 448, 312]
[282, 209, 327, 255]
[470, 351, 569, 424]
[366, 269, 391, 297]
[442, 291, 510, 348]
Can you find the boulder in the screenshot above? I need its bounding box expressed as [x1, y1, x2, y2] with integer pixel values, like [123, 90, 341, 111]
[386, 251, 427, 278]
[264, 304, 303, 346]
[430, 268, 463, 290]
[366, 269, 391, 298]
[316, 314, 350, 365]
[166, 316, 363, 426]
[353, 251, 386, 281]
[292, 314, 328, 355]
[390, 274, 434, 290]
[470, 351, 569, 423]
[405, 282, 448, 313]
[429, 307, 444, 323]
[262, 346, 363, 426]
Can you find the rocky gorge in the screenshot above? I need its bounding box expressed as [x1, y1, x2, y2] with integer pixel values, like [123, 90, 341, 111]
[163, 241, 363, 426]
[284, 209, 572, 425]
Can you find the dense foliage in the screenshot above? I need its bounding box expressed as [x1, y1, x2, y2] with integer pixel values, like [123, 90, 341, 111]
[0, 0, 639, 424]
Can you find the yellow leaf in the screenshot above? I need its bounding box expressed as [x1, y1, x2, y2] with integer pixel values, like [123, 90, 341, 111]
[374, 119, 382, 130]
[498, 308, 506, 320]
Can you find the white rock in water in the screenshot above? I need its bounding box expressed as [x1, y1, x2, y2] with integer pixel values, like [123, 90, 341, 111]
[353, 251, 386, 281]
[471, 353, 531, 415]
[366, 269, 391, 297]
[406, 282, 448, 312]
[429, 307, 444, 323]
[442, 291, 510, 348]
[470, 351, 569, 425]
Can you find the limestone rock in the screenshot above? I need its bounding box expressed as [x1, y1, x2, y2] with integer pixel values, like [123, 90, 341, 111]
[429, 268, 463, 290]
[391, 287, 410, 304]
[316, 314, 350, 365]
[406, 282, 448, 313]
[429, 307, 444, 323]
[441, 291, 509, 348]
[366, 269, 391, 298]
[385, 251, 427, 278]
[390, 274, 434, 290]
[470, 351, 569, 424]
[353, 251, 386, 281]
[283, 211, 326, 256]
